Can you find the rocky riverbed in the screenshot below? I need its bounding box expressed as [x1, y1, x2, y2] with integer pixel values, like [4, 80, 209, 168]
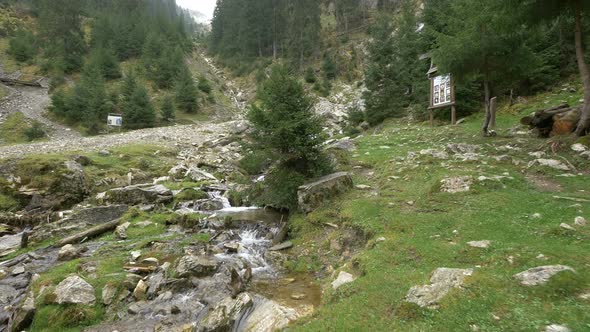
[0, 115, 339, 331]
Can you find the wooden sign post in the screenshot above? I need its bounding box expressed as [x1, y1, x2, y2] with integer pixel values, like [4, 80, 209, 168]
[427, 65, 456, 125]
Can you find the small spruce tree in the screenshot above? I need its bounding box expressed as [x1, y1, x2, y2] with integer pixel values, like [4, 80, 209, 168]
[175, 69, 199, 113]
[160, 95, 176, 121]
[248, 65, 331, 209]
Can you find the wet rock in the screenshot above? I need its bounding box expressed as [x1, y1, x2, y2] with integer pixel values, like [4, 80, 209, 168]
[241, 296, 312, 332]
[176, 255, 219, 278]
[115, 222, 131, 239]
[194, 199, 225, 211]
[545, 324, 571, 332]
[186, 167, 218, 182]
[8, 290, 35, 332]
[528, 159, 570, 171]
[0, 284, 18, 306]
[54, 276, 95, 304]
[574, 216, 587, 226]
[146, 272, 165, 299]
[98, 150, 110, 156]
[514, 265, 575, 286]
[290, 293, 306, 300]
[268, 241, 293, 251]
[57, 244, 80, 261]
[406, 268, 474, 308]
[467, 240, 491, 249]
[102, 184, 173, 205]
[133, 280, 148, 300]
[11, 266, 25, 276]
[0, 233, 23, 256]
[102, 283, 118, 306]
[331, 271, 355, 290]
[297, 172, 353, 213]
[224, 242, 240, 252]
[440, 177, 472, 193]
[198, 293, 253, 332]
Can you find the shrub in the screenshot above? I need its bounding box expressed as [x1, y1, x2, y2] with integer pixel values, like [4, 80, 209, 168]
[8, 29, 37, 62]
[198, 77, 212, 94]
[304, 68, 317, 84]
[24, 121, 46, 141]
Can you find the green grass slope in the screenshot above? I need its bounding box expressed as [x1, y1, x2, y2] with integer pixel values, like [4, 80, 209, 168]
[289, 88, 590, 331]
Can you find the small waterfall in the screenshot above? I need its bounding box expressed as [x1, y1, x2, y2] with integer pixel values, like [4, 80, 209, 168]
[207, 190, 232, 209]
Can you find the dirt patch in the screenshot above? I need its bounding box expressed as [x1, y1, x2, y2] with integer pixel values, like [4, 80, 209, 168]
[526, 174, 563, 192]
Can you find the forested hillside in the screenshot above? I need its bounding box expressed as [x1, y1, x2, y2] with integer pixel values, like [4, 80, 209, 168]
[209, 0, 590, 135]
[0, 1, 590, 332]
[0, 0, 216, 134]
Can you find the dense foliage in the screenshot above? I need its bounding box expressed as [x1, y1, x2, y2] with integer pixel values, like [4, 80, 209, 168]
[25, 0, 201, 133]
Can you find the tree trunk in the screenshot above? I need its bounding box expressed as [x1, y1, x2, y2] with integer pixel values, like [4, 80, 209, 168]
[482, 78, 492, 136]
[53, 219, 121, 247]
[574, 0, 590, 136]
[273, 0, 278, 59]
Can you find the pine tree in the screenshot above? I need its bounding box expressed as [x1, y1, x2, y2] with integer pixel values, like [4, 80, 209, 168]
[89, 47, 121, 80]
[175, 69, 199, 113]
[248, 65, 330, 209]
[37, 0, 86, 73]
[363, 15, 404, 125]
[160, 95, 176, 121]
[8, 29, 37, 62]
[68, 64, 110, 133]
[123, 84, 156, 129]
[429, 0, 539, 136]
[521, 0, 590, 136]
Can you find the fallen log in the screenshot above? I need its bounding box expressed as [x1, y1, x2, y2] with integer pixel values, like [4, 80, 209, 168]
[521, 104, 582, 137]
[53, 218, 121, 247]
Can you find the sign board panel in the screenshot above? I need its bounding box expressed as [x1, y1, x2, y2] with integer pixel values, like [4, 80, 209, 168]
[107, 115, 123, 127]
[429, 74, 455, 109]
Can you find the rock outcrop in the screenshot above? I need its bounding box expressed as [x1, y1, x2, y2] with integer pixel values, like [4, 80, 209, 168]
[297, 172, 353, 213]
[406, 268, 474, 308]
[100, 184, 173, 205]
[513, 265, 575, 286]
[53, 276, 96, 304]
[175, 255, 219, 278]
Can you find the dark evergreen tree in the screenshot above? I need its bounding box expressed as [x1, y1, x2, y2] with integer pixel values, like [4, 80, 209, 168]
[175, 69, 199, 113]
[248, 65, 330, 209]
[88, 47, 121, 80]
[37, 0, 86, 73]
[8, 29, 37, 62]
[160, 95, 176, 121]
[123, 83, 156, 130]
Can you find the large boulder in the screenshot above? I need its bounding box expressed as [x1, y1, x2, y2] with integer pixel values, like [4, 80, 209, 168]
[63, 205, 129, 226]
[176, 255, 219, 278]
[8, 290, 35, 332]
[101, 184, 172, 205]
[241, 296, 313, 332]
[406, 268, 474, 308]
[513, 265, 575, 286]
[331, 271, 355, 290]
[53, 276, 95, 304]
[297, 172, 353, 213]
[20, 160, 90, 211]
[197, 293, 253, 332]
